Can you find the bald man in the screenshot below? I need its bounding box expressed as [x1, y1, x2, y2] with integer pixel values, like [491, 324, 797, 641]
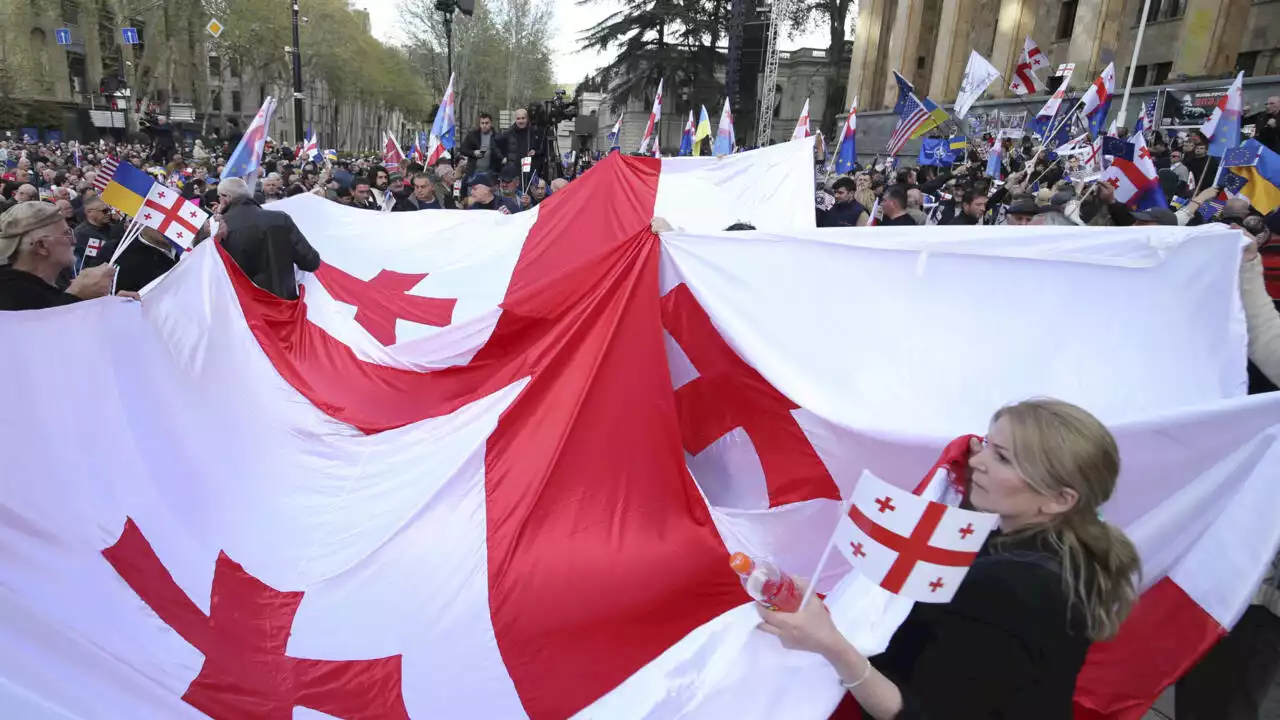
[14, 184, 37, 202]
[1253, 96, 1280, 154]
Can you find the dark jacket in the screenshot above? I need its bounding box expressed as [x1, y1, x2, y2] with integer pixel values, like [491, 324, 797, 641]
[74, 220, 123, 272]
[113, 238, 179, 293]
[949, 210, 981, 225]
[220, 197, 321, 300]
[392, 194, 442, 212]
[1251, 111, 1280, 155]
[468, 195, 521, 214]
[502, 123, 546, 169]
[866, 532, 1090, 719]
[880, 212, 917, 226]
[818, 200, 868, 228]
[0, 266, 82, 310]
[459, 128, 508, 175]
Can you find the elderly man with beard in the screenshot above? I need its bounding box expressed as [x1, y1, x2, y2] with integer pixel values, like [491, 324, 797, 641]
[0, 202, 123, 310]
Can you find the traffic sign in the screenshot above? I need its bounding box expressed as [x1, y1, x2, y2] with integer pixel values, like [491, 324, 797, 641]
[121, 27, 139, 45]
[55, 28, 71, 46]
[206, 18, 224, 38]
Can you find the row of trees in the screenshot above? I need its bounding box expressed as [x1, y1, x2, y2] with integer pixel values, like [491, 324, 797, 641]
[400, 0, 558, 129]
[575, 0, 854, 138]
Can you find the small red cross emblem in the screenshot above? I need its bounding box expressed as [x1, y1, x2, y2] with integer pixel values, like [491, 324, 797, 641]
[874, 496, 896, 514]
[144, 212, 153, 220]
[188, 209, 199, 218]
[929, 577, 945, 593]
[1106, 177, 1121, 189]
[157, 190, 166, 198]
[850, 542, 866, 558]
[958, 523, 975, 540]
[1138, 146, 1152, 161]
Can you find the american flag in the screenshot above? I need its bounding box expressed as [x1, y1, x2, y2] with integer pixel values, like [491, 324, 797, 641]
[886, 72, 931, 157]
[1134, 98, 1157, 135]
[93, 157, 119, 193]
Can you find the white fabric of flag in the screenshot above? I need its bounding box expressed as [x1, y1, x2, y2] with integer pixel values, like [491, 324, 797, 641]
[954, 51, 1001, 119]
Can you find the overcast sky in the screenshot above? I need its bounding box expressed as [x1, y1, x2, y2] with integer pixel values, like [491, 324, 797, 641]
[350, 0, 832, 83]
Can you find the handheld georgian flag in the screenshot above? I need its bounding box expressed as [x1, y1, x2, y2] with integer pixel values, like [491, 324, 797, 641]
[638, 79, 664, 158]
[138, 182, 209, 250]
[224, 96, 277, 179]
[679, 111, 695, 156]
[792, 98, 812, 140]
[383, 131, 406, 172]
[426, 73, 457, 166]
[1100, 132, 1166, 210]
[713, 98, 735, 156]
[1080, 62, 1115, 137]
[833, 465, 999, 603]
[693, 105, 712, 156]
[1203, 71, 1244, 159]
[834, 98, 857, 174]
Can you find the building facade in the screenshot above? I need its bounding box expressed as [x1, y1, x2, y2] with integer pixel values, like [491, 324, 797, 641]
[847, 0, 1280, 111]
[0, 0, 404, 150]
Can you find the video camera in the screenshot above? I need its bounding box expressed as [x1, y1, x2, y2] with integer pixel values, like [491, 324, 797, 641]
[528, 89, 578, 128]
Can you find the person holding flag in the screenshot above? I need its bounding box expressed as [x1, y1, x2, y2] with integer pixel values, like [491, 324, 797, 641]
[693, 105, 712, 156]
[460, 113, 507, 177]
[755, 400, 1139, 720]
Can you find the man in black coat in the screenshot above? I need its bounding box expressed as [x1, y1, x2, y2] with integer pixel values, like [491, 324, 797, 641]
[817, 177, 869, 227]
[215, 177, 321, 301]
[502, 108, 546, 177]
[948, 188, 987, 225]
[73, 196, 123, 272]
[392, 173, 442, 211]
[879, 184, 917, 226]
[459, 113, 507, 178]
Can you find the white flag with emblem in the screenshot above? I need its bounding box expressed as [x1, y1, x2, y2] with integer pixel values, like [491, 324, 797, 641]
[833, 469, 1000, 603]
[954, 51, 1001, 119]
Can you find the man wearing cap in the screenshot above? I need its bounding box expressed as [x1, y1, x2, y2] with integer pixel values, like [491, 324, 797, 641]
[0, 201, 119, 310]
[1003, 199, 1042, 226]
[466, 173, 520, 214]
[498, 165, 532, 210]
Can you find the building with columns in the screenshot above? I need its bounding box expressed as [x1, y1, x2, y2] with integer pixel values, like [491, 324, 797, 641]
[847, 0, 1280, 112]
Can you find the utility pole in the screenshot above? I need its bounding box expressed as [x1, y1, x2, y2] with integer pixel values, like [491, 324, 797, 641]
[290, 0, 305, 142]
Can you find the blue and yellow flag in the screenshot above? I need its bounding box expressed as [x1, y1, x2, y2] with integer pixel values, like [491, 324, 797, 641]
[1224, 139, 1280, 215]
[949, 136, 967, 151]
[909, 97, 951, 140]
[693, 105, 712, 156]
[100, 160, 156, 217]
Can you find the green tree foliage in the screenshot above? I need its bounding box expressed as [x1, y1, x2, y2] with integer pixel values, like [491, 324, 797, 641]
[577, 0, 725, 118]
[401, 0, 556, 128]
[25, 100, 62, 129]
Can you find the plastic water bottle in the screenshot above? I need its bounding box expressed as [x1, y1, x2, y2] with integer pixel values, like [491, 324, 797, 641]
[730, 552, 802, 612]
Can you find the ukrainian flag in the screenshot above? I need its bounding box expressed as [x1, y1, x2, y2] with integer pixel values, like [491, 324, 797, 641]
[909, 97, 951, 140]
[100, 161, 156, 218]
[693, 105, 712, 156]
[1227, 139, 1280, 216]
[949, 136, 967, 151]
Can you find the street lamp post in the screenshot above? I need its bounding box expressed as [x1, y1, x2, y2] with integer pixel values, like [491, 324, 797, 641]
[290, 0, 305, 143]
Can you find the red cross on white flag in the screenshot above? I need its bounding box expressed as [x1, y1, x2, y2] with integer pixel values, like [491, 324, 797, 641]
[833, 469, 999, 603]
[140, 182, 209, 250]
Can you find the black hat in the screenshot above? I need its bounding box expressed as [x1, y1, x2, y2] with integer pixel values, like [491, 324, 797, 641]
[499, 164, 519, 182]
[470, 172, 495, 188]
[1132, 208, 1179, 226]
[1006, 199, 1043, 216]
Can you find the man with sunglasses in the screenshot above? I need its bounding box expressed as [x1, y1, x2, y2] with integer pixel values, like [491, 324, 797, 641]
[0, 202, 121, 310]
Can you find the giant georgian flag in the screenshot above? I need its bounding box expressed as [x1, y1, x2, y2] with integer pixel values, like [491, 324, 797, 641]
[2, 138, 1279, 720]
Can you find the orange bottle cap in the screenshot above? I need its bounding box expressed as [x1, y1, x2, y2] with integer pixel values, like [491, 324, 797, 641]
[729, 552, 754, 574]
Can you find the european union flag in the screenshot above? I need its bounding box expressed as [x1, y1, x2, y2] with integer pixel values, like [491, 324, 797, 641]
[1101, 136, 1134, 162]
[1223, 143, 1261, 168]
[1221, 170, 1249, 196]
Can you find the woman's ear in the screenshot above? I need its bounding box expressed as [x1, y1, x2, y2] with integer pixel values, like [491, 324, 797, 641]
[1043, 486, 1080, 517]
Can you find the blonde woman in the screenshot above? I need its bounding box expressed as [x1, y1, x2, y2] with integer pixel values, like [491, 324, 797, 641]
[758, 399, 1140, 719]
[853, 172, 877, 217]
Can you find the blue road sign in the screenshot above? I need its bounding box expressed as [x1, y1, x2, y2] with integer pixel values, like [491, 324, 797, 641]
[55, 28, 71, 46]
[121, 27, 139, 45]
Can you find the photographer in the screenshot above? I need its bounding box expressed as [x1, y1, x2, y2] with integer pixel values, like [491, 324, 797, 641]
[502, 108, 546, 179]
[460, 113, 507, 177]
